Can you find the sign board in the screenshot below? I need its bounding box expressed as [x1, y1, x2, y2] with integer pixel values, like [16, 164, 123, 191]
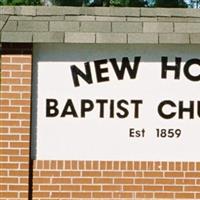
[33, 44, 200, 161]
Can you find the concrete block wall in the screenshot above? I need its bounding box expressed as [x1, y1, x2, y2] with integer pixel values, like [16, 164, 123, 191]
[1, 7, 200, 44]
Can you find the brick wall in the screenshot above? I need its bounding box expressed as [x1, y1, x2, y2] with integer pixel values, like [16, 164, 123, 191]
[1, 43, 200, 200]
[32, 161, 200, 199]
[0, 43, 32, 199]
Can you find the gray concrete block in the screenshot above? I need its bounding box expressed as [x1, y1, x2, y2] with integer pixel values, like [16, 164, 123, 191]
[33, 32, 64, 43]
[110, 7, 140, 17]
[143, 22, 173, 33]
[158, 17, 200, 23]
[36, 6, 80, 16]
[186, 9, 200, 18]
[94, 7, 110, 16]
[80, 7, 96, 15]
[3, 21, 17, 31]
[15, 6, 36, 16]
[128, 33, 158, 44]
[80, 22, 111, 32]
[190, 33, 200, 44]
[50, 21, 79, 32]
[0, 15, 9, 21]
[141, 8, 186, 17]
[157, 17, 184, 22]
[0, 21, 5, 31]
[96, 33, 126, 43]
[112, 22, 142, 33]
[159, 33, 189, 44]
[0, 6, 15, 15]
[1, 32, 32, 43]
[169, 8, 187, 17]
[9, 16, 33, 21]
[127, 17, 157, 22]
[65, 32, 95, 43]
[18, 21, 48, 32]
[141, 8, 167, 17]
[33, 16, 64, 21]
[65, 16, 95, 21]
[96, 16, 126, 22]
[175, 23, 200, 33]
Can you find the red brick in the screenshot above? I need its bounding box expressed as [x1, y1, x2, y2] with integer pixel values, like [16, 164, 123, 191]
[164, 186, 183, 191]
[135, 178, 154, 184]
[1, 56, 11, 63]
[176, 179, 195, 185]
[175, 193, 194, 199]
[155, 192, 174, 198]
[136, 192, 153, 198]
[114, 178, 133, 184]
[155, 178, 174, 184]
[33, 178, 51, 184]
[93, 192, 112, 198]
[94, 178, 113, 184]
[0, 192, 18, 198]
[10, 128, 29, 133]
[73, 178, 92, 184]
[144, 172, 163, 177]
[1, 93, 20, 99]
[40, 185, 59, 191]
[165, 172, 184, 177]
[103, 185, 121, 191]
[113, 192, 133, 198]
[33, 192, 50, 198]
[144, 185, 163, 191]
[61, 171, 80, 176]
[12, 72, 31, 78]
[9, 185, 28, 191]
[185, 186, 200, 191]
[186, 172, 200, 177]
[52, 178, 71, 184]
[82, 171, 101, 177]
[103, 171, 122, 177]
[124, 185, 142, 191]
[72, 192, 91, 198]
[82, 185, 101, 191]
[51, 192, 70, 198]
[61, 185, 80, 191]
[12, 57, 31, 63]
[1, 64, 21, 70]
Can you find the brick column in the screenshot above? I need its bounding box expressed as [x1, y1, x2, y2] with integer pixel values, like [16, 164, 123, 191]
[0, 44, 32, 199]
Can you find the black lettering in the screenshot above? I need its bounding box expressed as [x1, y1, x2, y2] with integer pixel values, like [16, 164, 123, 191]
[46, 99, 59, 117]
[71, 62, 93, 87]
[81, 99, 94, 117]
[161, 57, 181, 79]
[61, 99, 78, 117]
[158, 100, 176, 119]
[130, 100, 143, 118]
[184, 59, 200, 81]
[96, 99, 108, 118]
[179, 101, 194, 119]
[198, 101, 200, 117]
[117, 100, 129, 118]
[110, 57, 140, 80]
[94, 59, 109, 83]
[110, 99, 114, 118]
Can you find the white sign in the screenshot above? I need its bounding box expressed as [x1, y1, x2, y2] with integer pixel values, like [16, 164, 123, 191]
[33, 44, 200, 161]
